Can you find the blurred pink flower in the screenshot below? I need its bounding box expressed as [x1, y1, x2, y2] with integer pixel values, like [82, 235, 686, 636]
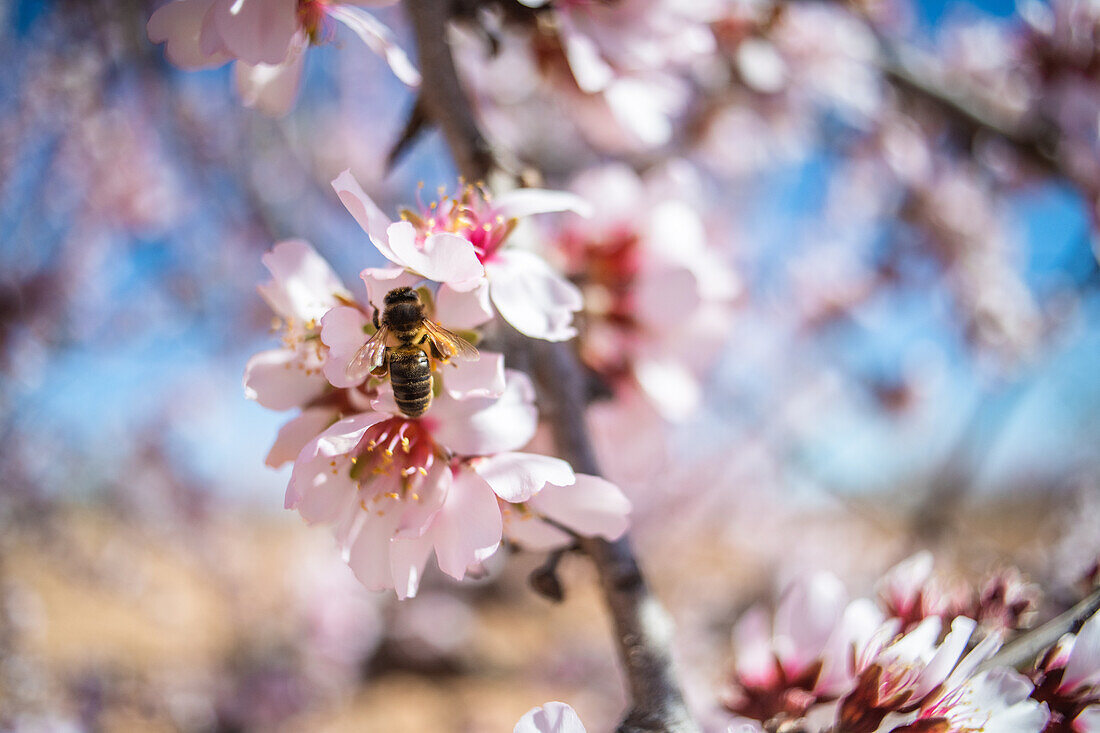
[332, 170, 590, 341]
[514, 701, 587, 733]
[243, 239, 350, 411]
[147, 0, 419, 115]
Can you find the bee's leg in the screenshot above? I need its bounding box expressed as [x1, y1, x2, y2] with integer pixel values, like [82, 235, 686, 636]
[372, 306, 381, 331]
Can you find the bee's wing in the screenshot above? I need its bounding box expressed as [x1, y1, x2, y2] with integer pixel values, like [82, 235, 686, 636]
[422, 320, 480, 362]
[346, 326, 390, 381]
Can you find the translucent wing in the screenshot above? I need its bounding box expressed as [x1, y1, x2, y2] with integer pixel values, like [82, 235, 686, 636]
[346, 326, 390, 382]
[422, 320, 480, 362]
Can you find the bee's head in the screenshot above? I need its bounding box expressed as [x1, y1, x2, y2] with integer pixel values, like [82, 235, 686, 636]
[383, 286, 420, 307]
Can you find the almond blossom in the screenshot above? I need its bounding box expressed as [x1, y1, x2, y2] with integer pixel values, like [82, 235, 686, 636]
[550, 163, 737, 420]
[332, 169, 591, 341]
[1032, 611, 1100, 732]
[243, 239, 349, 414]
[286, 370, 629, 598]
[893, 668, 1049, 733]
[147, 0, 419, 115]
[723, 572, 851, 721]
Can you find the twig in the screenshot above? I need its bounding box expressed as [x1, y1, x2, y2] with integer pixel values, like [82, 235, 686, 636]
[979, 587, 1100, 672]
[401, 1, 699, 729]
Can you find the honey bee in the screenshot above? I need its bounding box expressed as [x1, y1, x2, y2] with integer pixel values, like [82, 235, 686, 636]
[346, 287, 479, 418]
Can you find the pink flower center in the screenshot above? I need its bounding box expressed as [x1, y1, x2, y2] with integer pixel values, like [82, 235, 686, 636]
[401, 182, 517, 263]
[298, 0, 334, 45]
[350, 417, 438, 497]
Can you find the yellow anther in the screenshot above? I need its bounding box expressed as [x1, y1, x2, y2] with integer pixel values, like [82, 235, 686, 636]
[386, 492, 400, 499]
[384, 449, 393, 457]
[417, 467, 428, 476]
[401, 437, 410, 452]
[349, 457, 357, 465]
[411, 493, 420, 501]
[359, 500, 369, 510]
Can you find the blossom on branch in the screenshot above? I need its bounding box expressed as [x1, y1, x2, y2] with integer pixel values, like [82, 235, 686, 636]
[515, 701, 587, 733]
[147, 0, 419, 115]
[332, 169, 591, 341]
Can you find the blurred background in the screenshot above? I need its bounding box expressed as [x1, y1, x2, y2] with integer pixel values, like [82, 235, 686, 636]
[1, 0, 1099, 729]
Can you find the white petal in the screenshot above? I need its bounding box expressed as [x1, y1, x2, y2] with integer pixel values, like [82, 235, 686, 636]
[257, 238, 347, 322]
[147, 0, 231, 69]
[1075, 705, 1100, 733]
[441, 351, 505, 400]
[243, 348, 327, 410]
[234, 34, 306, 117]
[492, 188, 594, 220]
[360, 266, 423, 313]
[327, 4, 421, 86]
[514, 701, 587, 733]
[913, 617, 975, 701]
[474, 452, 575, 503]
[632, 357, 701, 422]
[425, 468, 502, 580]
[265, 408, 334, 468]
[388, 224, 484, 286]
[773, 573, 846, 674]
[1064, 611, 1100, 692]
[436, 280, 493, 330]
[320, 306, 370, 388]
[346, 501, 404, 591]
[528, 474, 631, 540]
[331, 169, 395, 257]
[486, 250, 582, 341]
[431, 370, 539, 456]
[388, 533, 434, 600]
[210, 0, 297, 65]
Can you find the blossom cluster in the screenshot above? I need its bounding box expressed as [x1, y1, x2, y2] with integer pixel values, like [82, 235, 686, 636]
[243, 172, 630, 598]
[720, 553, 1100, 733]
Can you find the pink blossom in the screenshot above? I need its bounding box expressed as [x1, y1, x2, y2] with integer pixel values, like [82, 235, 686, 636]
[1059, 611, 1100, 696]
[502, 473, 632, 551]
[286, 370, 628, 597]
[514, 701, 587, 733]
[723, 572, 850, 721]
[243, 239, 349, 411]
[552, 163, 737, 420]
[147, 0, 419, 116]
[332, 170, 590, 341]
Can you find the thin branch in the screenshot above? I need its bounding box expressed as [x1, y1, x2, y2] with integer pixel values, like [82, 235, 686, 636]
[401, 1, 699, 729]
[979, 587, 1100, 673]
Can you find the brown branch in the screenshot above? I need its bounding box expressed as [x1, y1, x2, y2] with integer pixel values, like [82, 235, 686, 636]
[401, 1, 698, 729]
[979, 587, 1100, 673]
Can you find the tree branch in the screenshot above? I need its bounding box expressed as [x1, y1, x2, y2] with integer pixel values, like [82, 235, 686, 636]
[978, 587, 1100, 673]
[401, 1, 699, 729]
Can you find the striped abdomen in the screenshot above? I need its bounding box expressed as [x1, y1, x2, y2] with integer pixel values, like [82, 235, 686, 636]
[388, 345, 432, 417]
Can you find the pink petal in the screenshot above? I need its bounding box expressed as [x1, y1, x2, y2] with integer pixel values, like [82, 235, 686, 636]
[633, 264, 702, 331]
[773, 573, 846, 675]
[504, 512, 573, 551]
[440, 351, 505, 400]
[234, 33, 306, 117]
[388, 224, 484, 286]
[486, 251, 582, 341]
[514, 702, 588, 733]
[147, 0, 231, 69]
[347, 501, 405, 591]
[558, 12, 613, 93]
[320, 306, 370, 388]
[331, 169, 395, 256]
[243, 348, 328, 410]
[392, 462, 451, 539]
[426, 468, 502, 581]
[388, 533, 434, 599]
[474, 452, 575, 503]
[210, 0, 297, 65]
[1064, 611, 1100, 693]
[528, 474, 631, 540]
[361, 267, 423, 313]
[327, 4, 421, 86]
[913, 616, 975, 701]
[286, 412, 386, 508]
[265, 407, 335, 468]
[733, 606, 778, 686]
[492, 188, 594, 220]
[257, 239, 347, 322]
[436, 280, 493, 330]
[431, 370, 538, 456]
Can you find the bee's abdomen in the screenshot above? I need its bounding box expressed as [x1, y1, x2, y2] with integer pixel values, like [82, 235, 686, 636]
[388, 347, 432, 418]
